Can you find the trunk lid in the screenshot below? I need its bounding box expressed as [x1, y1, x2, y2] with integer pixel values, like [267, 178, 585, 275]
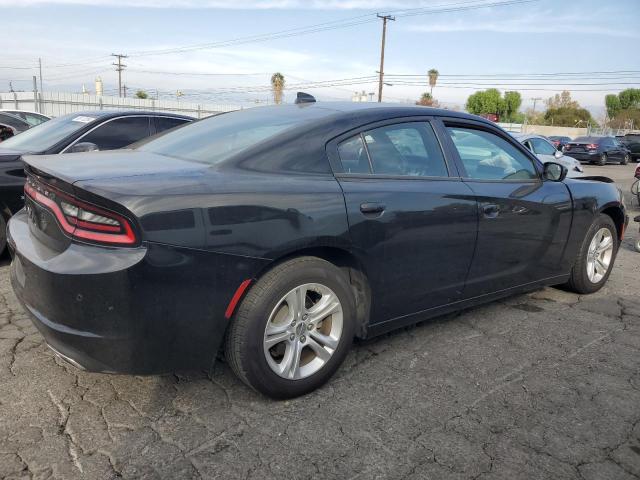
[23, 149, 208, 183]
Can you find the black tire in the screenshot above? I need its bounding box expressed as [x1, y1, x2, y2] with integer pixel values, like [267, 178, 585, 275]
[224, 256, 356, 399]
[621, 153, 630, 165]
[0, 214, 6, 256]
[565, 214, 618, 294]
[598, 153, 607, 166]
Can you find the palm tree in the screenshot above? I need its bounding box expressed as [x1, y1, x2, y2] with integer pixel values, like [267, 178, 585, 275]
[428, 69, 439, 95]
[271, 72, 285, 105]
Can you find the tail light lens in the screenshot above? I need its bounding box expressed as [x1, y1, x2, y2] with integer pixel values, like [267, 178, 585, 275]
[24, 177, 138, 246]
[586, 143, 598, 150]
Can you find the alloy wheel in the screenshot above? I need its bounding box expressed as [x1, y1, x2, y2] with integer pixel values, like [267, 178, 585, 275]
[263, 283, 343, 380]
[586, 227, 614, 283]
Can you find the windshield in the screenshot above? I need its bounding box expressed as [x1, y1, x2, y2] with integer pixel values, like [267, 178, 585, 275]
[139, 106, 334, 165]
[0, 113, 98, 152]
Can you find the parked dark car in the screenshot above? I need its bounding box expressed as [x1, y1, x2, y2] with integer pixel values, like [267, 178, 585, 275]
[0, 109, 50, 126]
[548, 135, 572, 151]
[617, 134, 640, 161]
[0, 110, 193, 253]
[564, 136, 631, 165]
[7, 100, 627, 398]
[0, 112, 31, 139]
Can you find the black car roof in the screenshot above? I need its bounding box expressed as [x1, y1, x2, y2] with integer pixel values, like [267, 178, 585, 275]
[57, 110, 194, 121]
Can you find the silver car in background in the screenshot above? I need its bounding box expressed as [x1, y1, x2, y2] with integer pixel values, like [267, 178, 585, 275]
[514, 133, 584, 178]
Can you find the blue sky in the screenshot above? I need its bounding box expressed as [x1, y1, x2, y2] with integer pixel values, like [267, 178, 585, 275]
[4, 0, 640, 117]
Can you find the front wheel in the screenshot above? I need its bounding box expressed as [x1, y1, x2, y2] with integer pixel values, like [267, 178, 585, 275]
[224, 256, 356, 399]
[565, 214, 618, 294]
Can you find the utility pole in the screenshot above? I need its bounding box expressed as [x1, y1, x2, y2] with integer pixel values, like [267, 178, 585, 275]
[38, 57, 43, 93]
[122, 84, 127, 98]
[377, 14, 395, 103]
[111, 53, 127, 98]
[530, 97, 543, 115]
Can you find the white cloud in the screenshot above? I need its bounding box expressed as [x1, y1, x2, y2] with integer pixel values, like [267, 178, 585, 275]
[405, 8, 640, 38]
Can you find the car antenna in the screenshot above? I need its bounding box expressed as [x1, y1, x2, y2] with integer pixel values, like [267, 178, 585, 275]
[295, 92, 316, 104]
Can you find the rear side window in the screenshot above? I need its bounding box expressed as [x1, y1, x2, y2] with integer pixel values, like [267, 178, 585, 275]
[447, 127, 538, 181]
[156, 116, 189, 133]
[337, 122, 448, 177]
[530, 137, 557, 155]
[81, 116, 151, 150]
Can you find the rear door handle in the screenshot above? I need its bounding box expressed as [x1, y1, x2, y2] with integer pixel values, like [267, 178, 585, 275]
[360, 202, 386, 215]
[482, 204, 499, 218]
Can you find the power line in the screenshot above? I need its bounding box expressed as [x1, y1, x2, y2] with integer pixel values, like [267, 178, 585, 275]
[127, 0, 537, 57]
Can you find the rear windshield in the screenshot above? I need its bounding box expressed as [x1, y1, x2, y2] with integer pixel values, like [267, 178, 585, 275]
[139, 106, 334, 165]
[1, 113, 98, 152]
[572, 136, 600, 143]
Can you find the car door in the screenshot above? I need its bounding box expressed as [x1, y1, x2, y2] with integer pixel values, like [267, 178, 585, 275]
[440, 119, 573, 297]
[67, 116, 152, 151]
[328, 118, 478, 324]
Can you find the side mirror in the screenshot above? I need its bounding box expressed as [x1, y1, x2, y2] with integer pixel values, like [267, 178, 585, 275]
[554, 150, 563, 159]
[68, 142, 99, 153]
[543, 162, 567, 182]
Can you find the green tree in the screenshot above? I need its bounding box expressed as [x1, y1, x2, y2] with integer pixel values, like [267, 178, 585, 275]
[544, 106, 595, 127]
[428, 68, 439, 95]
[416, 92, 439, 107]
[502, 91, 522, 122]
[271, 72, 285, 105]
[466, 88, 504, 116]
[618, 88, 640, 110]
[135, 90, 149, 99]
[465, 89, 523, 121]
[605, 94, 622, 119]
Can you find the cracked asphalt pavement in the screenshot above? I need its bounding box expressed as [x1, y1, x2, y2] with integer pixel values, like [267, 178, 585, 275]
[1, 163, 640, 480]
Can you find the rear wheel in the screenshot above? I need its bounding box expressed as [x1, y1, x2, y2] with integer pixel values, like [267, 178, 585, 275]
[598, 153, 608, 166]
[224, 256, 356, 399]
[621, 153, 630, 165]
[565, 214, 618, 294]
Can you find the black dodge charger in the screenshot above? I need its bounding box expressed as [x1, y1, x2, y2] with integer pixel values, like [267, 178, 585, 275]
[7, 98, 627, 398]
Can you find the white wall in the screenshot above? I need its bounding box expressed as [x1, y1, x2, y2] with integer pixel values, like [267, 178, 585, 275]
[0, 91, 240, 119]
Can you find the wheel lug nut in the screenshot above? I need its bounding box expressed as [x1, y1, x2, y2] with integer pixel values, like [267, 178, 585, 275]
[302, 314, 308, 320]
[300, 335, 306, 343]
[307, 324, 313, 330]
[290, 320, 296, 326]
[289, 334, 295, 341]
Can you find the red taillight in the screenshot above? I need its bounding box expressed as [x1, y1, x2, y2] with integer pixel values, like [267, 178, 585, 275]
[586, 143, 598, 150]
[24, 178, 137, 246]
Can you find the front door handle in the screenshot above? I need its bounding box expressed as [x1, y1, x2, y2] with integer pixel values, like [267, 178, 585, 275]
[482, 204, 499, 218]
[360, 202, 386, 215]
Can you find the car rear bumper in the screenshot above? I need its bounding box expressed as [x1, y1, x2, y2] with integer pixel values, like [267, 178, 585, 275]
[7, 209, 269, 374]
[564, 152, 599, 162]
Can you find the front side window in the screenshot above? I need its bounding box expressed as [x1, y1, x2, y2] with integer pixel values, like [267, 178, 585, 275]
[337, 122, 448, 177]
[81, 116, 151, 150]
[447, 127, 538, 181]
[530, 137, 557, 155]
